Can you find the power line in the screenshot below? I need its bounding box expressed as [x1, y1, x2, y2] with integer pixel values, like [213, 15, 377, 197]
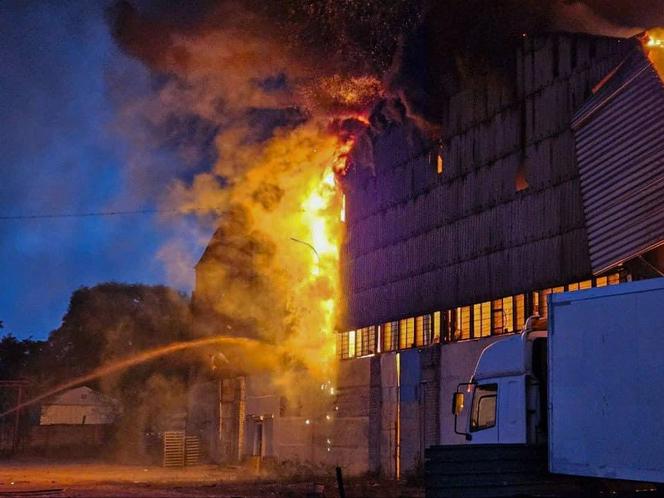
[0, 207, 221, 221]
[1, 147, 436, 222]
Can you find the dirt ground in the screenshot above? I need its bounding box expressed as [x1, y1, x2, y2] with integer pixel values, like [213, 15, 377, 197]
[0, 461, 424, 497]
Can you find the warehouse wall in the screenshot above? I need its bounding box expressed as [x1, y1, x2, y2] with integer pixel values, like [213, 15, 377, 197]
[341, 34, 637, 330]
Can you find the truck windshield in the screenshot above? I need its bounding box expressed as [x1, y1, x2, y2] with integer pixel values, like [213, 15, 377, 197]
[470, 383, 497, 431]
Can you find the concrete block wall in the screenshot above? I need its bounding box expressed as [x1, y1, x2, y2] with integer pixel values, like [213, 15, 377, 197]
[334, 345, 442, 478]
[332, 357, 371, 473]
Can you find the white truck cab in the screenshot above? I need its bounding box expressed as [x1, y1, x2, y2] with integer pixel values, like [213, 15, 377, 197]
[453, 318, 548, 445]
[443, 280, 664, 489]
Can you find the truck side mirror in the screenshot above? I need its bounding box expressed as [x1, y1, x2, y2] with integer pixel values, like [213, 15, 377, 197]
[452, 392, 465, 416]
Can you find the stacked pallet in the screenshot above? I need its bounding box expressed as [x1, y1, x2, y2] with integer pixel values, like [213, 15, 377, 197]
[163, 431, 185, 468]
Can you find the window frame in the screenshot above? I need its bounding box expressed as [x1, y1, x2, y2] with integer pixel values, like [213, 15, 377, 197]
[470, 383, 498, 432]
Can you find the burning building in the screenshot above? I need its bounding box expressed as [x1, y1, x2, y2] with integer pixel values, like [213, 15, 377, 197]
[191, 30, 664, 475]
[333, 31, 664, 476]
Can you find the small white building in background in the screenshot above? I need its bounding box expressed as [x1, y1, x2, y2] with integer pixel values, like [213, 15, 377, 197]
[40, 386, 120, 425]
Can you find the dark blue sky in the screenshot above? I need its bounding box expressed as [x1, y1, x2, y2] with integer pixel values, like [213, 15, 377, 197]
[0, 1, 201, 339]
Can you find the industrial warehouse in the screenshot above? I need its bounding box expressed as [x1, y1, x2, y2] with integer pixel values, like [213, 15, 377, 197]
[3, 2, 664, 496]
[193, 30, 664, 478]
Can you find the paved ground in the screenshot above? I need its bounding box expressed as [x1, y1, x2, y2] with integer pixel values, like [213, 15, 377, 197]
[0, 461, 423, 497]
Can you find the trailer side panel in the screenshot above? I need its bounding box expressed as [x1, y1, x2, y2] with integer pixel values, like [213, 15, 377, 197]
[549, 278, 664, 483]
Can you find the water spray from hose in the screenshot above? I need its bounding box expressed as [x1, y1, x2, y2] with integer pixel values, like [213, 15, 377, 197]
[0, 336, 265, 419]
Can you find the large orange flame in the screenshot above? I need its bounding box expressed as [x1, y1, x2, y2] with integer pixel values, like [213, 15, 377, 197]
[644, 28, 664, 81]
[185, 117, 364, 399]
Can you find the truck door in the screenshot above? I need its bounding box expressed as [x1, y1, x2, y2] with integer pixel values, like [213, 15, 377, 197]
[469, 376, 527, 444]
[498, 376, 527, 443]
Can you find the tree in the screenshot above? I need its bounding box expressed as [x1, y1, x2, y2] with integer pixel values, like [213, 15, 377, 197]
[33, 283, 204, 461]
[0, 334, 44, 380]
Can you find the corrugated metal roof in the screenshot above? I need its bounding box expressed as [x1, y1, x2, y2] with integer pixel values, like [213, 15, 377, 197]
[572, 48, 664, 274]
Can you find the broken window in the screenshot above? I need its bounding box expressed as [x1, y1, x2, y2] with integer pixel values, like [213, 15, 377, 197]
[431, 143, 445, 175]
[455, 306, 471, 340]
[436, 151, 444, 175]
[355, 326, 376, 356]
[515, 294, 526, 331]
[515, 161, 529, 192]
[492, 297, 514, 334]
[415, 314, 432, 347]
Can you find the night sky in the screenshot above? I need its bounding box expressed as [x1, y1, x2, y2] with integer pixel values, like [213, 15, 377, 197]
[0, 1, 201, 339]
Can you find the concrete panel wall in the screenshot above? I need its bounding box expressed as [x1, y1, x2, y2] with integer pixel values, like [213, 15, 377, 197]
[335, 347, 442, 477]
[379, 353, 398, 477]
[399, 349, 422, 475]
[272, 417, 314, 462]
[333, 357, 372, 474]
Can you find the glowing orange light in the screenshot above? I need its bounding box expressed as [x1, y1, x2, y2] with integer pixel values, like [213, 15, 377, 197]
[644, 29, 664, 81]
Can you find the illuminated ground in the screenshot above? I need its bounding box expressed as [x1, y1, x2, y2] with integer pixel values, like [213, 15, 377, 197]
[0, 461, 423, 497]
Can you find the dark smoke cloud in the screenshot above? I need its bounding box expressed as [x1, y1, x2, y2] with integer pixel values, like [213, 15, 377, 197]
[108, 0, 662, 130]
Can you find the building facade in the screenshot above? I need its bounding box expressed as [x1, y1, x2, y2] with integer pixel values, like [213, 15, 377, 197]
[334, 32, 664, 477]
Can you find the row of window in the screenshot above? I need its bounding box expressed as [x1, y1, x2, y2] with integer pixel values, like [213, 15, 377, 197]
[338, 274, 622, 359]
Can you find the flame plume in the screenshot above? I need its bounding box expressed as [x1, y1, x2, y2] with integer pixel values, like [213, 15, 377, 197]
[645, 28, 664, 80]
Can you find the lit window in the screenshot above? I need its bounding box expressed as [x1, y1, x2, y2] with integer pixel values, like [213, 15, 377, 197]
[377, 325, 383, 353]
[608, 273, 620, 285]
[539, 289, 551, 319]
[433, 311, 441, 343]
[515, 295, 525, 331]
[457, 307, 471, 340]
[348, 330, 356, 358]
[340, 194, 346, 223]
[383, 323, 392, 352]
[354, 326, 376, 357]
[399, 318, 415, 349]
[579, 280, 592, 290]
[356, 328, 366, 356]
[437, 153, 444, 175]
[492, 297, 513, 334]
[383, 321, 399, 352]
[367, 326, 376, 354]
[595, 276, 608, 287]
[339, 332, 350, 359]
[415, 315, 432, 346]
[473, 302, 491, 338]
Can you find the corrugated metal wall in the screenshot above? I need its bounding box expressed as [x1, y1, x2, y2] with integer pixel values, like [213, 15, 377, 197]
[342, 34, 637, 329]
[572, 50, 664, 274]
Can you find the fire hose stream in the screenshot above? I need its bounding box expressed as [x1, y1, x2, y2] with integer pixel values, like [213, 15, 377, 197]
[0, 336, 263, 419]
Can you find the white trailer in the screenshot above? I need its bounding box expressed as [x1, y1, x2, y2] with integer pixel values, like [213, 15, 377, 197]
[548, 278, 664, 483]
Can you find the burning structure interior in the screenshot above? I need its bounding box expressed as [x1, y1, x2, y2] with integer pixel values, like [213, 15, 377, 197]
[192, 31, 664, 476]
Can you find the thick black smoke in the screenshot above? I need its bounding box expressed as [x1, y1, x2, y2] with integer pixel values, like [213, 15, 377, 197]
[109, 0, 662, 128]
